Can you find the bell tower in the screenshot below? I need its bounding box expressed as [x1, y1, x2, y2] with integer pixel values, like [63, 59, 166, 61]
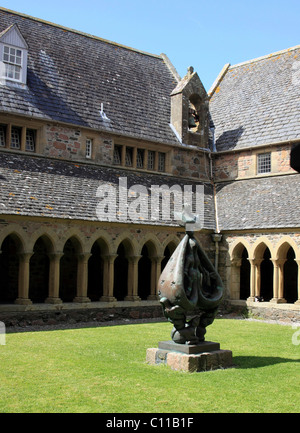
[170, 66, 209, 147]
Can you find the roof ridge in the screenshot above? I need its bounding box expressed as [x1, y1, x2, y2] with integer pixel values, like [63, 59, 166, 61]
[229, 44, 300, 69]
[0, 6, 162, 60]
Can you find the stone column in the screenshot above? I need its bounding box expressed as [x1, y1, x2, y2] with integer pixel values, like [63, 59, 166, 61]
[15, 252, 33, 305]
[100, 254, 117, 302]
[248, 259, 262, 301]
[125, 255, 141, 301]
[270, 259, 287, 303]
[73, 253, 92, 303]
[147, 256, 164, 300]
[230, 259, 242, 300]
[45, 252, 63, 304]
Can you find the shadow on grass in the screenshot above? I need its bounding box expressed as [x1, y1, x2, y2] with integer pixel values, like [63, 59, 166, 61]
[233, 356, 300, 369]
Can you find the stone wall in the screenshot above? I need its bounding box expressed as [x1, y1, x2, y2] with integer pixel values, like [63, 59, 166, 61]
[213, 143, 295, 182]
[171, 147, 211, 180]
[0, 302, 164, 328]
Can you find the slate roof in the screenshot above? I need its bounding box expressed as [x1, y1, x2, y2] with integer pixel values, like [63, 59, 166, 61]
[0, 152, 216, 230]
[0, 8, 179, 145]
[209, 46, 300, 151]
[216, 174, 300, 230]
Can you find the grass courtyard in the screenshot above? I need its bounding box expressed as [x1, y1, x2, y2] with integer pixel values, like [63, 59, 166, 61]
[0, 318, 299, 413]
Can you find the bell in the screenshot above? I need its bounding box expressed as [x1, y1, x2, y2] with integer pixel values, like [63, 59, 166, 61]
[188, 115, 197, 128]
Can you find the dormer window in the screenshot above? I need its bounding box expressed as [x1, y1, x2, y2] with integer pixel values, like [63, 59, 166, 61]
[0, 24, 28, 85]
[3, 45, 23, 81]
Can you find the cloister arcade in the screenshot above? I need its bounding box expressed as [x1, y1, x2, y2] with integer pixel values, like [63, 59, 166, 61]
[0, 226, 179, 306]
[229, 236, 300, 304]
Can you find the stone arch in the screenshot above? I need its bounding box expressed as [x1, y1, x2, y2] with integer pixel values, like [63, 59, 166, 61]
[138, 234, 160, 257]
[59, 236, 83, 302]
[260, 246, 273, 301]
[252, 237, 275, 260]
[113, 232, 138, 256]
[29, 236, 53, 303]
[0, 225, 27, 253]
[57, 229, 85, 254]
[85, 230, 112, 255]
[138, 239, 159, 301]
[229, 238, 251, 261]
[161, 236, 179, 271]
[27, 228, 58, 254]
[229, 239, 251, 300]
[87, 237, 110, 301]
[275, 236, 300, 260]
[0, 232, 25, 304]
[275, 237, 299, 304]
[113, 237, 136, 301]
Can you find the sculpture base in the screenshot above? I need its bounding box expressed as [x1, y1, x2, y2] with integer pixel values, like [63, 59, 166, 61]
[158, 340, 220, 354]
[146, 341, 233, 373]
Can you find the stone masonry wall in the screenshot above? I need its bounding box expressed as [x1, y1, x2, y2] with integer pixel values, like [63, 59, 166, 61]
[213, 143, 296, 182]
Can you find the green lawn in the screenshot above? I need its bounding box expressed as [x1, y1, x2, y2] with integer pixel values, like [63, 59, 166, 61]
[0, 319, 299, 413]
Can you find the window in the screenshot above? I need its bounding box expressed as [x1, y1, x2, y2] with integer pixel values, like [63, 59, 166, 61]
[86, 138, 92, 159]
[0, 25, 28, 85]
[3, 45, 22, 81]
[158, 152, 166, 172]
[136, 149, 144, 168]
[257, 153, 271, 174]
[147, 151, 155, 170]
[10, 126, 21, 149]
[113, 144, 167, 173]
[0, 125, 6, 147]
[0, 123, 38, 152]
[125, 147, 133, 167]
[113, 145, 122, 164]
[25, 129, 35, 152]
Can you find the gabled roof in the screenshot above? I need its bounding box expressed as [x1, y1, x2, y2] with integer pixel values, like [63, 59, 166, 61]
[0, 8, 180, 145]
[0, 23, 28, 49]
[209, 45, 300, 151]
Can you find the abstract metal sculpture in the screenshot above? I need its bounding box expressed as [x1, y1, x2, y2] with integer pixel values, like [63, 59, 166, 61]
[158, 213, 224, 345]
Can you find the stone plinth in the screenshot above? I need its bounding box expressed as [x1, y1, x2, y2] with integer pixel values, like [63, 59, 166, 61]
[146, 341, 233, 373]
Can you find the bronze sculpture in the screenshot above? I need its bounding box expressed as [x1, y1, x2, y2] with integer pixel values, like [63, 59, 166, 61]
[158, 214, 224, 345]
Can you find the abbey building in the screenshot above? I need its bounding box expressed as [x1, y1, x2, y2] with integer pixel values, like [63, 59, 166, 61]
[0, 7, 299, 324]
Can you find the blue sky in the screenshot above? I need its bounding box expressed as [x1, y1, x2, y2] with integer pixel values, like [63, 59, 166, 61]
[1, 0, 299, 91]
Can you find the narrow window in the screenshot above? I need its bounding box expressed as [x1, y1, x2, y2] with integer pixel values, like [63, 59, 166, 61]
[136, 149, 144, 168]
[113, 145, 122, 164]
[147, 151, 155, 170]
[86, 138, 92, 159]
[10, 126, 21, 149]
[125, 147, 133, 167]
[257, 152, 271, 174]
[26, 129, 36, 152]
[158, 152, 166, 172]
[0, 125, 6, 147]
[3, 45, 22, 81]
